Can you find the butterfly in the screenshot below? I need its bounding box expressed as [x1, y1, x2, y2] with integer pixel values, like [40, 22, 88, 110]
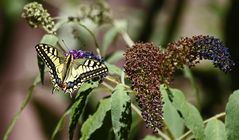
[35, 43, 108, 95]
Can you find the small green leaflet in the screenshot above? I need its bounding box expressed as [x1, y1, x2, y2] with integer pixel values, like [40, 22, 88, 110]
[161, 85, 184, 138]
[161, 86, 205, 140]
[205, 119, 226, 140]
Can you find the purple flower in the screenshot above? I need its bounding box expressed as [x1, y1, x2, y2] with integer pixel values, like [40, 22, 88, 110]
[64, 50, 102, 62]
[193, 36, 235, 73]
[165, 35, 235, 74]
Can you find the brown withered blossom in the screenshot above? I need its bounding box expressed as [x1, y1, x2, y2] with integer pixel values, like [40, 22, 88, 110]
[124, 43, 164, 132]
[161, 36, 200, 84]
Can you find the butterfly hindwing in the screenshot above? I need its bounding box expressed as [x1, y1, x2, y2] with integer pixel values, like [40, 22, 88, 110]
[63, 59, 108, 92]
[81, 59, 108, 82]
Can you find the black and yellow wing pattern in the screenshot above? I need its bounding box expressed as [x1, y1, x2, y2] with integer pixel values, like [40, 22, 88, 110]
[35, 44, 108, 94]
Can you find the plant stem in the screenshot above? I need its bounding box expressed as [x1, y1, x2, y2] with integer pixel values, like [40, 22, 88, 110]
[105, 76, 130, 89]
[112, 20, 134, 47]
[178, 112, 226, 140]
[102, 82, 114, 91]
[121, 70, 125, 85]
[203, 112, 226, 124]
[157, 129, 172, 140]
[120, 30, 134, 47]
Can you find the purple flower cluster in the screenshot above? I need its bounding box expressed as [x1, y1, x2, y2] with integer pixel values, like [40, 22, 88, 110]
[64, 50, 102, 62]
[194, 36, 235, 73]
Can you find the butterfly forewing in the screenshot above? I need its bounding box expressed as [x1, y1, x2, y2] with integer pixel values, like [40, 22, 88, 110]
[35, 44, 65, 87]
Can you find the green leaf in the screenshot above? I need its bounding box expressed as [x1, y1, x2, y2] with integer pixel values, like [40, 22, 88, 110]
[78, 81, 100, 93]
[102, 27, 119, 54]
[105, 62, 123, 76]
[80, 98, 112, 140]
[111, 84, 131, 140]
[107, 51, 125, 63]
[205, 119, 226, 140]
[161, 86, 205, 140]
[40, 34, 58, 46]
[161, 86, 184, 138]
[68, 82, 99, 140]
[69, 89, 91, 140]
[143, 135, 163, 140]
[225, 90, 239, 140]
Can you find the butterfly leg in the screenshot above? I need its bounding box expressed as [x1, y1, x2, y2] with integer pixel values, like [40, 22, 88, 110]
[69, 92, 73, 98]
[52, 87, 56, 94]
[52, 86, 59, 94]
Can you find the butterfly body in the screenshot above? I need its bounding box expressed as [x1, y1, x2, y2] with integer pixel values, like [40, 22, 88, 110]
[35, 44, 108, 94]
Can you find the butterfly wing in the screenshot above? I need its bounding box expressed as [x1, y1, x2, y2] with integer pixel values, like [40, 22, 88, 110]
[35, 44, 65, 89]
[35, 44, 108, 94]
[63, 58, 108, 93]
[80, 59, 108, 82]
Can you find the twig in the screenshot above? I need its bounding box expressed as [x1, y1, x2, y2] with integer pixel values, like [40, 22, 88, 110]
[121, 70, 125, 85]
[120, 30, 134, 47]
[112, 21, 134, 47]
[105, 76, 130, 89]
[102, 82, 114, 91]
[203, 112, 226, 124]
